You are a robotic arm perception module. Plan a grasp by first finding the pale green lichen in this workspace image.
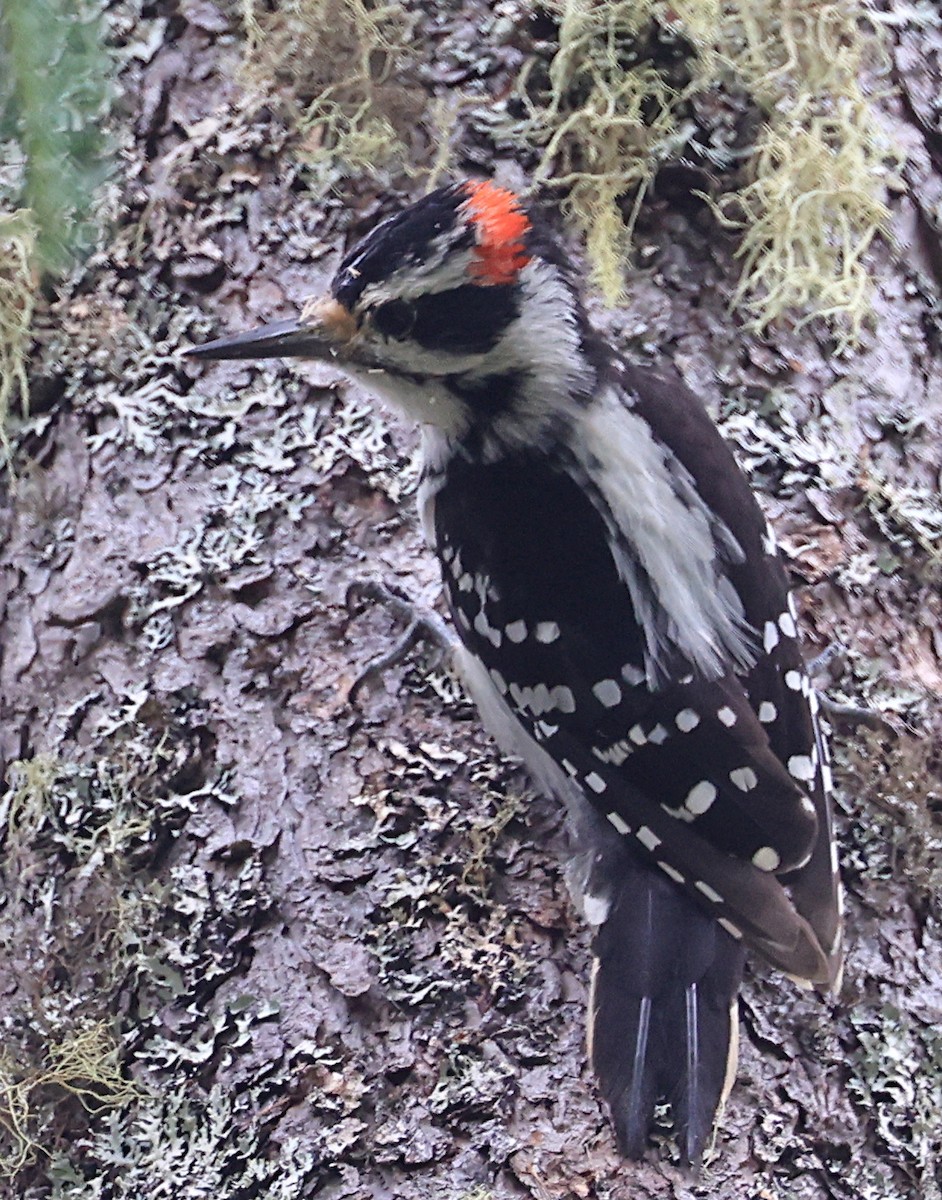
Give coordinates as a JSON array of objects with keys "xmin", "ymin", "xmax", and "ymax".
[
  {"xmin": 858, "ymin": 470, "xmax": 942, "ymax": 569},
  {"xmin": 46, "ymin": 1087, "xmax": 320, "ymax": 1200},
  {"xmin": 358, "ymin": 740, "xmax": 536, "ymax": 1011},
  {"xmin": 849, "ymin": 1006, "xmax": 942, "ymax": 1199},
  {"xmin": 839, "ymin": 728, "xmax": 942, "ymax": 900},
  {"xmin": 0, "ymin": 694, "xmax": 265, "ymax": 1185}
]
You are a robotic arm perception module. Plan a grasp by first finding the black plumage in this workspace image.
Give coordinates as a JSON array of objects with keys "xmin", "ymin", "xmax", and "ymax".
[
  {"xmin": 589, "ymin": 856, "xmax": 745, "ymax": 1160},
  {"xmin": 433, "ymin": 428, "xmax": 822, "ymax": 887},
  {"xmin": 431, "ymin": 369, "xmax": 838, "ymax": 1157},
  {"xmin": 332, "ymin": 185, "xmax": 469, "ymax": 309}
]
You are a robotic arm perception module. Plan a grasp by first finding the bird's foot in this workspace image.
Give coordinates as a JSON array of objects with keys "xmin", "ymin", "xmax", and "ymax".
[
  {"xmin": 808, "ymin": 640, "xmax": 895, "ymax": 732},
  {"xmin": 344, "ymin": 579, "xmax": 458, "ymax": 703}
]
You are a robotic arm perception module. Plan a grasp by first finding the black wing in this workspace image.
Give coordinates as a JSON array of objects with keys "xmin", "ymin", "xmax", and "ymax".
[{"xmin": 433, "ymin": 378, "xmax": 838, "ymax": 982}]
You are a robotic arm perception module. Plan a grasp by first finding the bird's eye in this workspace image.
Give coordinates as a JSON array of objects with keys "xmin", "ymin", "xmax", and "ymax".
[{"xmin": 372, "ymin": 299, "xmax": 416, "ymax": 340}]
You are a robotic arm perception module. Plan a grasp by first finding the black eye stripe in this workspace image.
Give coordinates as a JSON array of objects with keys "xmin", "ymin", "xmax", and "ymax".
[
  {"xmin": 373, "ymin": 298, "xmax": 416, "ymax": 340},
  {"xmin": 409, "ymin": 284, "xmax": 518, "ymax": 355}
]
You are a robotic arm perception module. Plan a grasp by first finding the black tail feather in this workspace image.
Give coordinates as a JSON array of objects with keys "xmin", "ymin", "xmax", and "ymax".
[{"xmin": 588, "ymin": 863, "xmax": 745, "ymax": 1163}]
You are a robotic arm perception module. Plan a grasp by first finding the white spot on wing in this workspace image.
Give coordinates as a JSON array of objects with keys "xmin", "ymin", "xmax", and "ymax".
[
  {"xmin": 763, "ymin": 620, "xmax": 780, "ymax": 653},
  {"xmin": 685, "ymin": 780, "xmax": 717, "ymax": 814},
  {"xmin": 621, "ymin": 663, "xmax": 645, "ymax": 686},
  {"xmin": 729, "ymin": 767, "xmax": 758, "ymax": 792},
  {"xmin": 535, "ymin": 621, "xmax": 560, "ymax": 643},
  {"xmin": 607, "ymin": 810, "xmax": 630, "ymax": 835},
  {"xmin": 551, "ymin": 685, "xmax": 576, "ymax": 713},
  {"xmin": 778, "ymin": 611, "xmax": 797, "ymax": 638},
  {"xmin": 648, "ymin": 724, "xmax": 668, "ymax": 744},
  {"xmin": 635, "ymin": 825, "xmax": 661, "ymax": 852},
  {"xmin": 717, "ymin": 706, "xmax": 737, "ymax": 727},
  {"xmin": 787, "ymin": 754, "xmax": 815, "ymax": 781},
  {"xmin": 628, "ymin": 724, "xmax": 647, "ymax": 746},
  {"xmin": 784, "ymin": 670, "xmax": 802, "ymax": 691},
  {"xmin": 719, "ymin": 917, "xmax": 743, "ymax": 939},
  {"xmin": 752, "ymin": 846, "xmax": 780, "ymax": 871},
  {"xmin": 597, "ymin": 739, "xmax": 630, "ymax": 765},
  {"xmin": 505, "ymin": 619, "xmax": 527, "ymax": 643},
  {"xmin": 657, "ymin": 860, "xmax": 685, "ymax": 885},
  {"xmin": 473, "ymin": 609, "xmax": 500, "ymax": 645},
  {"xmin": 758, "ymin": 700, "xmax": 777, "ymax": 723},
  {"xmin": 585, "ymin": 772, "xmax": 607, "ymax": 794},
  {"xmin": 675, "ymin": 708, "xmax": 700, "ymax": 732},
  {"xmin": 592, "ymin": 679, "xmax": 622, "ymax": 708},
  {"xmin": 695, "ymin": 880, "xmax": 723, "ymax": 904}
]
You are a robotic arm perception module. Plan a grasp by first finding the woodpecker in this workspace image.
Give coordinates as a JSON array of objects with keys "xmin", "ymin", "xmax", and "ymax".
[{"xmin": 188, "ymin": 180, "xmax": 843, "ymax": 1162}]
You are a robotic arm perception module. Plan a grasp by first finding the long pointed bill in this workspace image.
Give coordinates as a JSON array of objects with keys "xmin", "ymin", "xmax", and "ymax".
[{"xmin": 185, "ymin": 298, "xmax": 357, "ymax": 362}]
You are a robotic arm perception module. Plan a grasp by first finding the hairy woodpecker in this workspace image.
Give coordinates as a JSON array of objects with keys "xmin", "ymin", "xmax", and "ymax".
[{"xmin": 188, "ymin": 180, "xmax": 843, "ymax": 1162}]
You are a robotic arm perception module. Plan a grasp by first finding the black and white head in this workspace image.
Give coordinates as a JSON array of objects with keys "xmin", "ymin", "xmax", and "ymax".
[{"xmin": 188, "ymin": 181, "xmax": 596, "ymax": 446}]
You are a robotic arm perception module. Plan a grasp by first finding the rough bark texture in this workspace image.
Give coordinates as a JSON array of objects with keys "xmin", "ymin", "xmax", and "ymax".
[{"xmin": 2, "ymin": 4, "xmax": 940, "ymax": 1199}]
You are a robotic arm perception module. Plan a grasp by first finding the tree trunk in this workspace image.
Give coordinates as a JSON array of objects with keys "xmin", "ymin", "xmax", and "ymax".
[{"xmin": 2, "ymin": 4, "xmax": 940, "ymax": 1198}]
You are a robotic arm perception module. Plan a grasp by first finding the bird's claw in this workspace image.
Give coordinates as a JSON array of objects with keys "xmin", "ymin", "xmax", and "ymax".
[
  {"xmin": 345, "ymin": 579, "xmax": 458, "ymax": 704},
  {"xmin": 807, "ymin": 639, "xmax": 895, "ymax": 732}
]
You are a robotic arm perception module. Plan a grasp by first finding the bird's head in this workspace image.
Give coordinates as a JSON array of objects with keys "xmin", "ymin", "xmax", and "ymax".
[{"xmin": 188, "ymin": 181, "xmax": 595, "ymax": 443}]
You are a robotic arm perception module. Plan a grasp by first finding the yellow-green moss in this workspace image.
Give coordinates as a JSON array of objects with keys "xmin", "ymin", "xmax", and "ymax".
[
  {"xmin": 240, "ymin": 0, "xmax": 420, "ymax": 188},
  {"xmin": 720, "ymin": 2, "xmax": 895, "ymax": 340},
  {"xmin": 0, "ymin": 210, "xmax": 36, "ymax": 439},
  {"xmin": 524, "ymin": 0, "xmax": 718, "ymax": 300},
  {"xmin": 2, "ymin": 752, "xmax": 58, "ymax": 840},
  {"xmin": 712, "ymin": 105, "xmax": 889, "ymax": 344},
  {"xmin": 0, "ymin": 1024, "xmax": 137, "ymax": 1178},
  {"xmin": 520, "ymin": 0, "xmax": 892, "ymax": 338}
]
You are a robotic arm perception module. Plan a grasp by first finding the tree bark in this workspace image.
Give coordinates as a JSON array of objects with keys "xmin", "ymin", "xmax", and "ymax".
[{"xmin": 2, "ymin": 4, "xmax": 940, "ymax": 1198}]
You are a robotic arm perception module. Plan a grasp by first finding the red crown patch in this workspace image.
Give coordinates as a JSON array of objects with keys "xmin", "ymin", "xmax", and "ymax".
[{"xmin": 462, "ymin": 180, "xmax": 532, "ymax": 285}]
